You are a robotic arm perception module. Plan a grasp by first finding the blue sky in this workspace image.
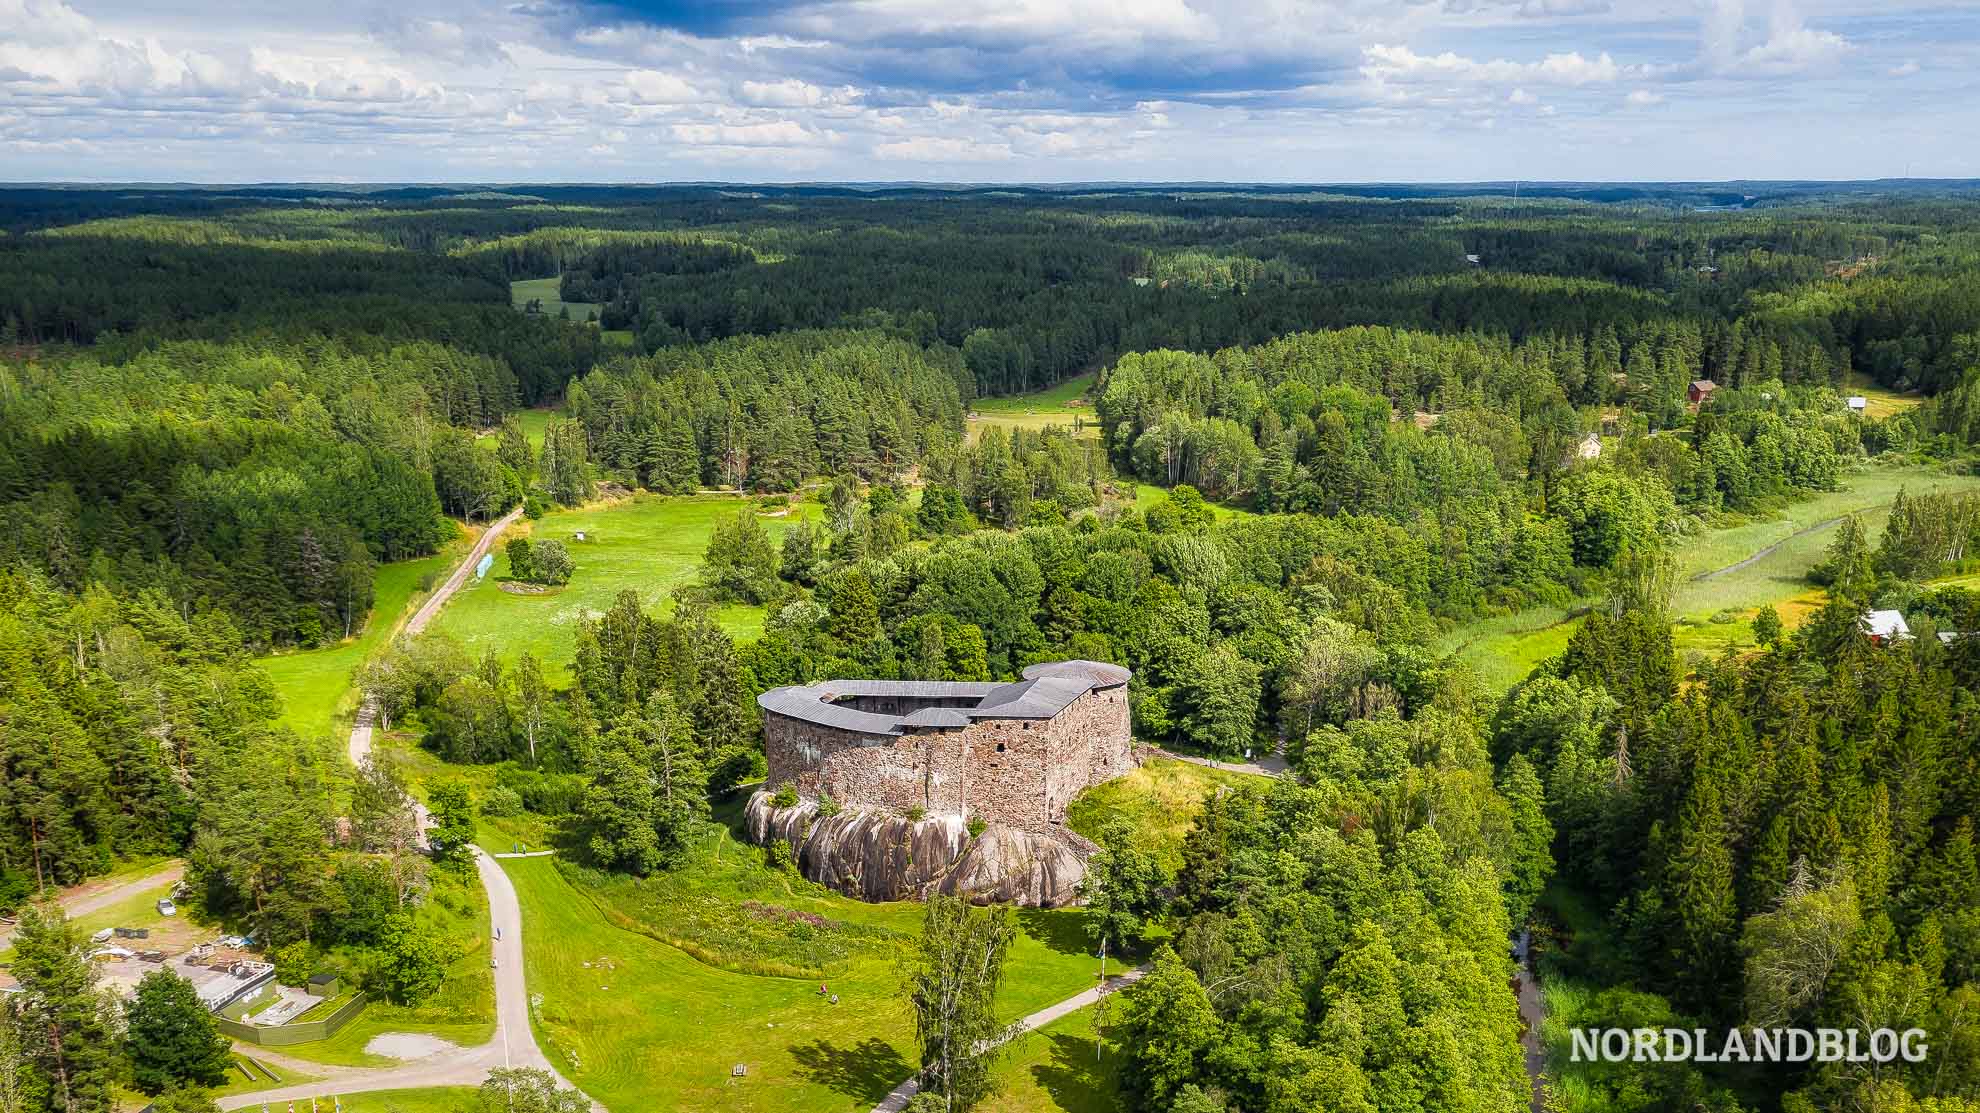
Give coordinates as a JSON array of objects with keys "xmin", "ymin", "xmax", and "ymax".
[{"xmin": 2, "ymin": 0, "xmax": 1976, "ymax": 182}]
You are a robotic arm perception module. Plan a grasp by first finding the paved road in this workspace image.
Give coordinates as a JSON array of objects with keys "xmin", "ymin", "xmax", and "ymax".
[
  {"xmin": 871, "ymin": 963, "xmax": 1151, "ymax": 1113},
  {"xmin": 0, "ymin": 861, "xmax": 186, "ymax": 951},
  {"xmin": 218, "ymin": 504, "xmax": 600, "ymax": 1110}
]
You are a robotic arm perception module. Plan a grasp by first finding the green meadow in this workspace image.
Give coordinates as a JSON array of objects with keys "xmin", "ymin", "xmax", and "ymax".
[
  {"xmin": 509, "ymin": 276, "xmax": 600, "ymax": 323},
  {"xmin": 1068, "ymin": 758, "xmax": 1254, "ymax": 873},
  {"xmin": 1438, "ymin": 463, "xmax": 1980, "ymax": 691},
  {"xmin": 258, "ymin": 548, "xmax": 456, "ymax": 737},
  {"xmin": 968, "ymin": 372, "xmax": 1102, "ymax": 442},
  {"xmin": 505, "ymin": 804, "xmax": 1116, "ymax": 1113},
  {"xmin": 424, "ymin": 494, "xmax": 823, "ymax": 673}
]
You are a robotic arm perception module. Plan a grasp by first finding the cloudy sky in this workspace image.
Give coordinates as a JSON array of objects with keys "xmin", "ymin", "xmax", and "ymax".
[{"xmin": 2, "ymin": 0, "xmax": 1975, "ymax": 183}]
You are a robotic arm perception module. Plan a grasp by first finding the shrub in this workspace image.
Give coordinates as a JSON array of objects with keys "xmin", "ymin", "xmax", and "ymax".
[
  {"xmin": 771, "ymin": 783, "xmax": 799, "ymax": 808},
  {"xmin": 816, "ymin": 794, "xmax": 841, "ymax": 818},
  {"xmin": 765, "ymin": 840, "xmax": 798, "ymax": 875},
  {"xmin": 903, "ymin": 806, "xmax": 927, "ymax": 823},
  {"xmin": 967, "ymin": 818, "xmax": 986, "ymax": 838},
  {"xmin": 479, "ymin": 785, "xmax": 525, "ymax": 818}
]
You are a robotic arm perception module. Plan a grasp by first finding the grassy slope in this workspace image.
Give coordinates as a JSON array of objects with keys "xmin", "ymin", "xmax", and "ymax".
[
  {"xmin": 505, "ymin": 822, "xmax": 1111, "ymax": 1112},
  {"xmin": 425, "ymin": 494, "xmax": 822, "ymax": 673},
  {"xmin": 1438, "ymin": 464, "xmax": 1980, "ymax": 692},
  {"xmin": 258, "ymin": 549, "xmax": 456, "ymax": 737},
  {"xmin": 1067, "ymin": 758, "xmax": 1252, "ymax": 873}
]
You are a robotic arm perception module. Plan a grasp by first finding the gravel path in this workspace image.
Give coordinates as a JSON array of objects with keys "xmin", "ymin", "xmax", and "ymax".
[
  {"xmin": 218, "ymin": 504, "xmax": 599, "ymax": 1111},
  {"xmin": 0, "ymin": 861, "xmax": 186, "ymax": 951}
]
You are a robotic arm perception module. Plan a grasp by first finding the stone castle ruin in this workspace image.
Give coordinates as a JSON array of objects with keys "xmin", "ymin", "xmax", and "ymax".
[{"xmin": 744, "ymin": 660, "xmax": 1134, "ymax": 907}]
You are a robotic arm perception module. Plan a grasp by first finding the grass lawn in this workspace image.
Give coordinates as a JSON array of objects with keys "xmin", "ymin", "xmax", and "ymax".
[
  {"xmin": 425, "ymin": 494, "xmax": 822, "ymax": 673},
  {"xmin": 1067, "ymin": 759, "xmax": 1252, "ymax": 874},
  {"xmin": 379, "ymin": 733, "xmax": 560, "ymax": 856},
  {"xmin": 979, "ymin": 1004, "xmax": 1124, "ymax": 1113},
  {"xmin": 1131, "ymin": 483, "xmax": 1256, "ymax": 522},
  {"xmin": 509, "ymin": 276, "xmax": 601, "ymax": 324},
  {"xmin": 505, "ymin": 816, "xmax": 1114, "ymax": 1112},
  {"xmin": 258, "ymin": 549, "xmax": 457, "ymax": 738}
]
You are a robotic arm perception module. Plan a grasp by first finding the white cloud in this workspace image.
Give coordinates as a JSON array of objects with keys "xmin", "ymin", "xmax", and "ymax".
[
  {"xmin": 1508, "ymin": 87, "xmax": 1537, "ymax": 104},
  {"xmin": 1362, "ymin": 44, "xmax": 1632, "ymax": 87},
  {"xmin": 871, "ymin": 134, "xmax": 1013, "ymax": 162},
  {"xmin": 1626, "ymin": 89, "xmax": 1663, "ymax": 106},
  {"xmin": 1890, "ymin": 60, "xmax": 1921, "ymax": 77},
  {"xmin": 669, "ymin": 119, "xmax": 821, "ymax": 147}
]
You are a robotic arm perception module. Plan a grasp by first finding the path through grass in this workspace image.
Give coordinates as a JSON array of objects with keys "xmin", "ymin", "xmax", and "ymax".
[
  {"xmin": 258, "ymin": 549, "xmax": 455, "ymax": 737},
  {"xmin": 505, "ymin": 821, "xmax": 1110, "ymax": 1112}
]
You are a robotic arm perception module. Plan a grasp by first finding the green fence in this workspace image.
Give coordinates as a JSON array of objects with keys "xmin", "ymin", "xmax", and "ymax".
[{"xmin": 215, "ymin": 992, "xmax": 369, "ymax": 1046}]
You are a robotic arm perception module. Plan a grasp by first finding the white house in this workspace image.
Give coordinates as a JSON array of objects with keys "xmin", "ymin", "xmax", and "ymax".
[
  {"xmin": 1863, "ymin": 609, "xmax": 1912, "ymax": 644},
  {"xmin": 1846, "ymin": 396, "xmax": 1868, "ymax": 413},
  {"xmin": 1577, "ymin": 433, "xmax": 1603, "ymax": 461}
]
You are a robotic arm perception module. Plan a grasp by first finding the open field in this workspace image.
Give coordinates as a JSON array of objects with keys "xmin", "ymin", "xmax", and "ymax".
[
  {"xmin": 505, "ymin": 814, "xmax": 1113, "ymax": 1112},
  {"xmin": 1842, "ymin": 371, "xmax": 1924, "ymax": 419},
  {"xmin": 509, "ymin": 276, "xmax": 600, "ymax": 323},
  {"xmin": 1068, "ymin": 758, "xmax": 1252, "ymax": 873},
  {"xmin": 1438, "ymin": 464, "xmax": 1980, "ymax": 691},
  {"xmin": 258, "ymin": 548, "xmax": 457, "ymax": 737},
  {"xmin": 425, "ymin": 494, "xmax": 823, "ymax": 672},
  {"xmin": 967, "ymin": 373, "xmax": 1101, "ymax": 443},
  {"xmin": 476, "ymin": 406, "xmax": 557, "ymax": 454}
]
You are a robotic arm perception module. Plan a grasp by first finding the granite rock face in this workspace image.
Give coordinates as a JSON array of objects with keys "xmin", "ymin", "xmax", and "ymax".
[{"xmin": 744, "ymin": 791, "xmax": 1090, "ymax": 907}]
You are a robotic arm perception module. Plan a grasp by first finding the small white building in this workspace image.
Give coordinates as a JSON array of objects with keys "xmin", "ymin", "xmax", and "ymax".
[
  {"xmin": 1577, "ymin": 433, "xmax": 1603, "ymax": 461},
  {"xmin": 1846, "ymin": 396, "xmax": 1868, "ymax": 413},
  {"xmin": 1465, "ymin": 253, "xmax": 1482, "ymax": 265},
  {"xmin": 1863, "ymin": 609, "xmax": 1912, "ymax": 644}
]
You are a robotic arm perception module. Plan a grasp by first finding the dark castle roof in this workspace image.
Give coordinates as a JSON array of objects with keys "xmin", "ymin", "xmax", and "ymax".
[{"xmin": 757, "ymin": 660, "xmax": 1131, "ymax": 737}]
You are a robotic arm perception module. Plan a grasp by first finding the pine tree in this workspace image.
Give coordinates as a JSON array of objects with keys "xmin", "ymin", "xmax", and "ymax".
[
  {"xmin": 7, "ymin": 904, "xmax": 113, "ymax": 1113},
  {"xmin": 125, "ymin": 971, "xmax": 232, "ymax": 1094}
]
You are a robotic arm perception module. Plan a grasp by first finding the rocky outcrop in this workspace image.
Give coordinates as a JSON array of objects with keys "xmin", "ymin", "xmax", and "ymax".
[{"xmin": 744, "ymin": 791, "xmax": 1090, "ymax": 907}]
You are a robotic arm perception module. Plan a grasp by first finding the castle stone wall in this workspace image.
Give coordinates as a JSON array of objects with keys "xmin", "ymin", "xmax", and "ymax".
[{"xmin": 760, "ymin": 686, "xmax": 1132, "ymax": 835}]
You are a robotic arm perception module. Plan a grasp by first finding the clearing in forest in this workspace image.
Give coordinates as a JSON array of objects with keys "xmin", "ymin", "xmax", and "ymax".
[
  {"xmin": 1438, "ymin": 464, "xmax": 1980, "ymax": 691},
  {"xmin": 425, "ymin": 494, "xmax": 823, "ymax": 672},
  {"xmin": 968, "ymin": 372, "xmax": 1102, "ymax": 442}
]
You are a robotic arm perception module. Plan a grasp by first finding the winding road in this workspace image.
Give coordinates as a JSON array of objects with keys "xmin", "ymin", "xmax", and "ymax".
[{"xmin": 215, "ymin": 505, "xmax": 600, "ymax": 1111}]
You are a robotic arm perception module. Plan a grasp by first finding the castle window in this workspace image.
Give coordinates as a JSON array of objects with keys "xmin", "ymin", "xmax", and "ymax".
[{"xmin": 995, "ymin": 742, "xmax": 1006, "ymax": 753}]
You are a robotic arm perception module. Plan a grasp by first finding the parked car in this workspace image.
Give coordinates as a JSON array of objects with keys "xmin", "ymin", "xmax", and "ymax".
[{"xmin": 155, "ymin": 898, "xmax": 177, "ymax": 917}]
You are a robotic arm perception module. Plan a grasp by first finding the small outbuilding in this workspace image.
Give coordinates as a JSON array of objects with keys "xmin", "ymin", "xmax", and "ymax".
[
  {"xmin": 1863, "ymin": 609, "xmax": 1912, "ymax": 645},
  {"xmin": 1846, "ymin": 396, "xmax": 1868, "ymax": 413},
  {"xmin": 1688, "ymin": 379, "xmax": 1718, "ymax": 405}
]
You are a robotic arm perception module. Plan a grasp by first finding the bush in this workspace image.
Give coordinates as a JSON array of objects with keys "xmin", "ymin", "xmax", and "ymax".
[
  {"xmin": 967, "ymin": 818, "xmax": 986, "ymax": 838},
  {"xmin": 765, "ymin": 840, "xmax": 798, "ymax": 875},
  {"xmin": 271, "ymin": 940, "xmax": 317, "ymax": 986},
  {"xmin": 497, "ymin": 767, "xmax": 587, "ymax": 815},
  {"xmin": 903, "ymin": 806, "xmax": 926, "ymax": 823},
  {"xmin": 816, "ymin": 794, "xmax": 841, "ymax": 818},
  {"xmin": 480, "ymin": 785, "xmax": 525, "ymax": 817},
  {"xmin": 771, "ymin": 783, "xmax": 799, "ymax": 808}
]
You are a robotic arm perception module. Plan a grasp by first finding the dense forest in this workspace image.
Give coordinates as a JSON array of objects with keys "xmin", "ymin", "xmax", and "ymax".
[{"xmin": 3, "ymin": 183, "xmax": 1980, "ymax": 1113}]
